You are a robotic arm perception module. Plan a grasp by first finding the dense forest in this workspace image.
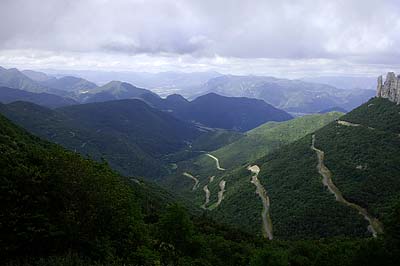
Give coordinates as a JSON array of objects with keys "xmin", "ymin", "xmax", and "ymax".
[
  {"xmin": 1, "ymin": 105, "xmax": 400, "ymax": 265},
  {"xmin": 0, "ymin": 99, "xmax": 200, "ymax": 179},
  {"xmin": 169, "ymin": 98, "xmax": 400, "ymax": 241}
]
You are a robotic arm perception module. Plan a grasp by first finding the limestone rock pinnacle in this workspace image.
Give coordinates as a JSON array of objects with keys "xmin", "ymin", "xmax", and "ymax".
[{"xmin": 376, "ymin": 72, "xmax": 400, "ymax": 104}]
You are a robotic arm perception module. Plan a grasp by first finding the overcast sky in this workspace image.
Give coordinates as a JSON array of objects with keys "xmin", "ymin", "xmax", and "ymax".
[{"xmin": 0, "ymin": 0, "xmax": 399, "ymax": 77}]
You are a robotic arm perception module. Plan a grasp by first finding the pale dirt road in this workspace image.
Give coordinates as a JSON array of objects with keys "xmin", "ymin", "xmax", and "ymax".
[
  {"xmin": 215, "ymin": 179, "xmax": 226, "ymax": 207},
  {"xmin": 183, "ymin": 172, "xmax": 200, "ymax": 191},
  {"xmin": 311, "ymin": 134, "xmax": 383, "ymax": 237},
  {"xmin": 337, "ymin": 120, "xmax": 361, "ymax": 127},
  {"xmin": 201, "ymin": 176, "xmax": 215, "ymax": 209},
  {"xmin": 248, "ymin": 165, "xmax": 273, "ymax": 240},
  {"xmin": 206, "ymin": 153, "xmax": 226, "ymax": 171},
  {"xmin": 201, "ymin": 185, "xmax": 210, "ymax": 209},
  {"xmin": 337, "ymin": 120, "xmax": 375, "ymax": 130}
]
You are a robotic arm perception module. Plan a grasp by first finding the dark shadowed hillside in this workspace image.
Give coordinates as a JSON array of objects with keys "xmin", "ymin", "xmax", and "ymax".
[
  {"xmin": 0, "ymin": 99, "xmax": 201, "ymax": 179},
  {"xmin": 176, "ymin": 93, "xmax": 292, "ymax": 131},
  {"xmin": 144, "ymin": 92, "xmax": 293, "ymax": 132}
]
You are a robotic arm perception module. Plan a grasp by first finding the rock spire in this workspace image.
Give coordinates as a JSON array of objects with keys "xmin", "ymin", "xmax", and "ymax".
[{"xmin": 376, "ymin": 72, "xmax": 400, "ymax": 104}]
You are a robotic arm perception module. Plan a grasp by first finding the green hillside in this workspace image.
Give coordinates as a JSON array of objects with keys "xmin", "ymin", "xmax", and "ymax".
[
  {"xmin": 315, "ymin": 97, "xmax": 400, "ymax": 221},
  {"xmin": 210, "ymin": 98, "xmax": 400, "ymax": 239},
  {"xmin": 162, "ymin": 112, "xmax": 342, "ymax": 194},
  {"xmin": 212, "ymin": 112, "xmax": 343, "ymax": 169}
]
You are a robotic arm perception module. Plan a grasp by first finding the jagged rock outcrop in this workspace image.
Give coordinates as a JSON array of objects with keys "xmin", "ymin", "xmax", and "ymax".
[{"xmin": 376, "ymin": 72, "xmax": 400, "ymax": 104}]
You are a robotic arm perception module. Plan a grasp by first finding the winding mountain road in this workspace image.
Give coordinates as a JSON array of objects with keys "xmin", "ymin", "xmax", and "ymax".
[
  {"xmin": 311, "ymin": 134, "xmax": 383, "ymax": 237},
  {"xmin": 337, "ymin": 120, "xmax": 361, "ymax": 127},
  {"xmin": 206, "ymin": 153, "xmax": 226, "ymax": 171},
  {"xmin": 337, "ymin": 120, "xmax": 375, "ymax": 130},
  {"xmin": 215, "ymin": 180, "xmax": 226, "ymax": 207},
  {"xmin": 201, "ymin": 176, "xmax": 215, "ymax": 209},
  {"xmin": 248, "ymin": 165, "xmax": 273, "ymax": 240},
  {"xmin": 182, "ymin": 172, "xmax": 200, "ymax": 191}
]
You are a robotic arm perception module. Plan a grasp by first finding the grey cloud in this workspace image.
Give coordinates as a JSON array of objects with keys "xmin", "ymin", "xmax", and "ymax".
[{"xmin": 0, "ymin": 0, "xmax": 399, "ymax": 65}]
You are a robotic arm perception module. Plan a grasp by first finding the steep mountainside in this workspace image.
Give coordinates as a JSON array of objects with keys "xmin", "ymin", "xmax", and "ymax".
[
  {"xmin": 0, "ymin": 100, "xmax": 201, "ymax": 178},
  {"xmin": 161, "ymin": 112, "xmax": 342, "ymax": 213},
  {"xmin": 0, "ymin": 87, "xmax": 77, "ymax": 108},
  {"xmin": 199, "ymin": 75, "xmax": 375, "ymax": 113},
  {"xmin": 205, "ymin": 112, "xmax": 342, "ymax": 170},
  {"xmin": 202, "ymin": 98, "xmax": 399, "ymax": 238},
  {"xmin": 0, "ymin": 112, "xmax": 144, "ymax": 261}
]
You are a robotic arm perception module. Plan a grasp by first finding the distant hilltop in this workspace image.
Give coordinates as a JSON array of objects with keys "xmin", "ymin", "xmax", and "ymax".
[{"xmin": 377, "ymin": 72, "xmax": 400, "ymax": 104}]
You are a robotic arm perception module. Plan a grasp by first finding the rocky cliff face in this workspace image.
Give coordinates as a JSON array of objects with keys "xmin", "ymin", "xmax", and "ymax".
[{"xmin": 377, "ymin": 72, "xmax": 400, "ymax": 104}]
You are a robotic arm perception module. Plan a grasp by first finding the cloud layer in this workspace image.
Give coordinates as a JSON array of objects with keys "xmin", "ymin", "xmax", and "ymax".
[{"xmin": 0, "ymin": 0, "xmax": 399, "ymax": 76}]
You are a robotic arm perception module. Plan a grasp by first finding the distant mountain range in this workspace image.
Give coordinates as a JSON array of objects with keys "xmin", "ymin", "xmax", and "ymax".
[
  {"xmin": 197, "ymin": 75, "xmax": 375, "ymax": 113},
  {"xmin": 0, "ymin": 68, "xmax": 169, "ymax": 112},
  {"xmin": 82, "ymin": 80, "xmax": 159, "ymax": 103},
  {"xmin": 302, "ymin": 76, "xmax": 377, "ymax": 91},
  {"xmin": 41, "ymin": 68, "xmax": 222, "ymax": 97},
  {"xmin": 0, "ymin": 67, "xmax": 67, "ymax": 96},
  {"xmin": 0, "ymin": 66, "xmax": 294, "ymax": 131},
  {"xmin": 0, "ymin": 66, "xmax": 376, "ymax": 115},
  {"xmin": 42, "ymin": 76, "xmax": 98, "ymax": 93}
]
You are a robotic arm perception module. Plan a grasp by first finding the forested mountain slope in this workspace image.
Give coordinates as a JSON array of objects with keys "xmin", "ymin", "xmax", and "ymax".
[
  {"xmin": 0, "ymin": 99, "xmax": 201, "ymax": 179},
  {"xmin": 4, "ymin": 111, "xmax": 380, "ymax": 266},
  {"xmin": 0, "ymin": 112, "xmax": 259, "ymax": 265},
  {"xmin": 208, "ymin": 98, "xmax": 400, "ymax": 239},
  {"xmin": 163, "ymin": 112, "xmax": 341, "ymax": 197},
  {"xmin": 207, "ymin": 112, "xmax": 342, "ymax": 169},
  {"xmin": 1, "ymin": 94, "xmax": 400, "ymax": 266}
]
